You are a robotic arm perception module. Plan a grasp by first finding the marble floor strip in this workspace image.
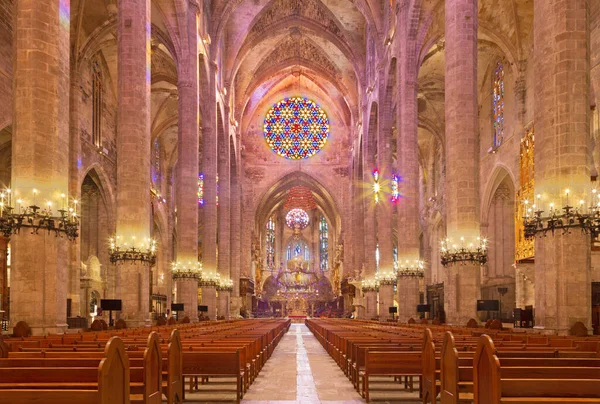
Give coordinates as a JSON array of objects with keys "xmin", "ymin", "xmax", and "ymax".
[{"xmin": 180, "ymin": 323, "xmax": 420, "ymax": 403}]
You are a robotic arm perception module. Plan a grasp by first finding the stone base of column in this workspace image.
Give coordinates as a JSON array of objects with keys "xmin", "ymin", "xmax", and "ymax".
[
  {"xmin": 444, "ymin": 264, "xmax": 480, "ymax": 327},
  {"xmin": 364, "ymin": 291, "xmax": 378, "ymax": 319},
  {"xmin": 116, "ymin": 262, "xmax": 150, "ymax": 328},
  {"xmin": 397, "ymin": 276, "xmax": 421, "ymax": 323},
  {"xmin": 230, "ymin": 296, "xmax": 242, "ymax": 318},
  {"xmin": 175, "ymin": 278, "xmax": 199, "ymax": 322},
  {"xmin": 378, "ymin": 284, "xmax": 395, "ymax": 321},
  {"xmin": 217, "ymin": 291, "xmax": 230, "ymax": 319},
  {"xmin": 10, "ymin": 233, "xmax": 68, "ymax": 335},
  {"xmin": 535, "ymin": 233, "xmax": 591, "ymax": 335},
  {"xmin": 201, "ymin": 286, "xmax": 217, "ymax": 320}
]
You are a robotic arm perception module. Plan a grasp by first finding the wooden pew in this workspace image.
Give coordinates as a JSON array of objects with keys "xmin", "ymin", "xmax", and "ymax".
[
  {"xmin": 0, "ymin": 336, "xmax": 130, "ymax": 404},
  {"xmin": 183, "ymin": 350, "xmax": 244, "ymax": 403},
  {"xmin": 362, "ymin": 350, "xmax": 422, "ymax": 402},
  {"xmin": 474, "ymin": 334, "xmax": 600, "ymax": 404}
]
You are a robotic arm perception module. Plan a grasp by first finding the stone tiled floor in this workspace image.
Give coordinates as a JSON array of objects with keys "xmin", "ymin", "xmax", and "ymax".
[{"xmin": 181, "ymin": 323, "xmax": 421, "ymax": 404}]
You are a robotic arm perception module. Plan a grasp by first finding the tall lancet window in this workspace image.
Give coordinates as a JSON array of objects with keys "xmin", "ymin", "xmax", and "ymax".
[
  {"xmin": 152, "ymin": 138, "xmax": 160, "ymax": 187},
  {"xmin": 319, "ymin": 216, "xmax": 329, "ymax": 271},
  {"xmin": 492, "ymin": 60, "xmax": 505, "ymax": 148},
  {"xmin": 197, "ymin": 174, "xmax": 204, "ymax": 205},
  {"xmin": 265, "ymin": 215, "xmax": 276, "ymax": 270},
  {"xmin": 92, "ymin": 60, "xmax": 103, "ymax": 148}
]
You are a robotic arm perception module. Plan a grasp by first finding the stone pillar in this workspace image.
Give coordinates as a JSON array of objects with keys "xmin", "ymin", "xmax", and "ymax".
[
  {"xmin": 174, "ymin": 278, "xmax": 197, "ymax": 320},
  {"xmin": 115, "ymin": 0, "xmax": 152, "ymax": 328},
  {"xmin": 396, "ymin": 0, "xmax": 423, "ymax": 323},
  {"xmin": 0, "ymin": 237, "xmax": 7, "ymax": 314},
  {"xmin": 201, "ymin": 68, "xmax": 218, "ymax": 316},
  {"xmin": 174, "ymin": 0, "xmax": 200, "ymax": 322},
  {"xmin": 202, "ymin": 285, "xmax": 217, "ymax": 320},
  {"xmin": 363, "ymin": 116, "xmax": 378, "ymax": 319},
  {"xmin": 533, "ymin": 0, "xmax": 591, "ymax": 334},
  {"xmin": 378, "ymin": 283, "xmax": 394, "ymax": 321},
  {"xmin": 10, "ymin": 0, "xmax": 70, "ymax": 335},
  {"xmin": 397, "ymin": 275, "xmax": 421, "ymax": 322},
  {"xmin": 68, "ymin": 61, "xmax": 82, "ymax": 318},
  {"xmin": 377, "ymin": 71, "xmax": 396, "ymax": 320},
  {"xmin": 230, "ymin": 161, "xmax": 242, "ymax": 317},
  {"xmin": 217, "ymin": 289, "xmax": 230, "ymax": 319},
  {"xmin": 443, "ymin": 0, "xmax": 481, "ymax": 326},
  {"xmin": 217, "ymin": 106, "xmax": 231, "ymax": 319}
]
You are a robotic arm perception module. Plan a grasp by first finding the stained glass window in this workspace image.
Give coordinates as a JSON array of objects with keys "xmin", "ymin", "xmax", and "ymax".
[
  {"xmin": 152, "ymin": 139, "xmax": 160, "ymax": 186},
  {"xmin": 391, "ymin": 174, "xmax": 401, "ymax": 203},
  {"xmin": 286, "ymin": 240, "xmax": 310, "ymax": 261},
  {"xmin": 285, "ymin": 208, "xmax": 310, "ymax": 230},
  {"xmin": 266, "ymin": 215, "xmax": 276, "ymax": 270},
  {"xmin": 319, "ymin": 216, "xmax": 329, "ymax": 271},
  {"xmin": 197, "ymin": 174, "xmax": 204, "ymax": 205},
  {"xmin": 493, "ymin": 61, "xmax": 505, "ymax": 148},
  {"xmin": 264, "ymin": 97, "xmax": 330, "ymax": 160}
]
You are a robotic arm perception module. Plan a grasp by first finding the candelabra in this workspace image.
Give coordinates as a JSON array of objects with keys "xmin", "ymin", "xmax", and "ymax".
[
  {"xmin": 172, "ymin": 261, "xmax": 202, "ymax": 280},
  {"xmin": 217, "ymin": 277, "xmax": 234, "ymax": 292},
  {"xmin": 378, "ymin": 270, "xmax": 397, "ymax": 286},
  {"xmin": 198, "ymin": 272, "xmax": 219, "ymax": 287},
  {"xmin": 0, "ymin": 189, "xmax": 80, "ymax": 240},
  {"xmin": 109, "ymin": 236, "xmax": 156, "ymax": 266},
  {"xmin": 440, "ymin": 237, "xmax": 487, "ymax": 266},
  {"xmin": 396, "ymin": 259, "xmax": 425, "ymax": 277},
  {"xmin": 522, "ymin": 189, "xmax": 600, "ymax": 238},
  {"xmin": 361, "ymin": 277, "xmax": 380, "ymax": 293}
]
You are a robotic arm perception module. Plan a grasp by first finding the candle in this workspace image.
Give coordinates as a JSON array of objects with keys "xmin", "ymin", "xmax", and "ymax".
[
  {"xmin": 17, "ymin": 199, "xmax": 21, "ymax": 214},
  {"xmin": 6, "ymin": 189, "xmax": 11, "ymax": 207},
  {"xmin": 565, "ymin": 188, "xmax": 570, "ymax": 206},
  {"xmin": 33, "ymin": 189, "xmax": 38, "ymax": 206},
  {"xmin": 61, "ymin": 193, "xmax": 66, "ymax": 210}
]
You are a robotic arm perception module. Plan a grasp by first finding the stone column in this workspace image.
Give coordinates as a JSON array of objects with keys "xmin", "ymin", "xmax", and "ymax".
[
  {"xmin": 230, "ymin": 159, "xmax": 242, "ymax": 317},
  {"xmin": 378, "ymin": 282, "xmax": 394, "ymax": 321},
  {"xmin": 397, "ymin": 274, "xmax": 421, "ymax": 322},
  {"xmin": 533, "ymin": 0, "xmax": 591, "ymax": 334},
  {"xmin": 115, "ymin": 0, "xmax": 152, "ymax": 328},
  {"xmin": 10, "ymin": 0, "xmax": 70, "ymax": 335},
  {"xmin": 0, "ymin": 237, "xmax": 7, "ymax": 314},
  {"xmin": 200, "ymin": 61, "xmax": 218, "ymax": 319},
  {"xmin": 217, "ymin": 106, "xmax": 231, "ymax": 319},
  {"xmin": 174, "ymin": 0, "xmax": 200, "ymax": 322},
  {"xmin": 443, "ymin": 0, "xmax": 481, "ymax": 326},
  {"xmin": 352, "ymin": 145, "xmax": 365, "ymax": 319},
  {"xmin": 68, "ymin": 61, "xmax": 82, "ymax": 318},
  {"xmin": 396, "ymin": 1, "xmax": 423, "ymax": 323},
  {"xmin": 378, "ymin": 72, "xmax": 396, "ymax": 320},
  {"xmin": 363, "ymin": 118, "xmax": 378, "ymax": 319}
]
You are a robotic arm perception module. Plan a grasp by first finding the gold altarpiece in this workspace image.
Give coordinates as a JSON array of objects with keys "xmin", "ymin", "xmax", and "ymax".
[{"xmin": 515, "ymin": 126, "xmax": 534, "ymax": 261}]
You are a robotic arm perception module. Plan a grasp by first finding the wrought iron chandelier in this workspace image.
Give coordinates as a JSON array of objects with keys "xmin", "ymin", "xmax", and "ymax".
[
  {"xmin": 396, "ymin": 259, "xmax": 425, "ymax": 277},
  {"xmin": 109, "ymin": 236, "xmax": 157, "ymax": 266},
  {"xmin": 361, "ymin": 277, "xmax": 380, "ymax": 292},
  {"xmin": 0, "ymin": 189, "xmax": 80, "ymax": 240},
  {"xmin": 440, "ymin": 237, "xmax": 487, "ymax": 266},
  {"xmin": 172, "ymin": 261, "xmax": 202, "ymax": 280},
  {"xmin": 217, "ymin": 277, "xmax": 234, "ymax": 292},
  {"xmin": 522, "ymin": 189, "xmax": 600, "ymax": 239}
]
